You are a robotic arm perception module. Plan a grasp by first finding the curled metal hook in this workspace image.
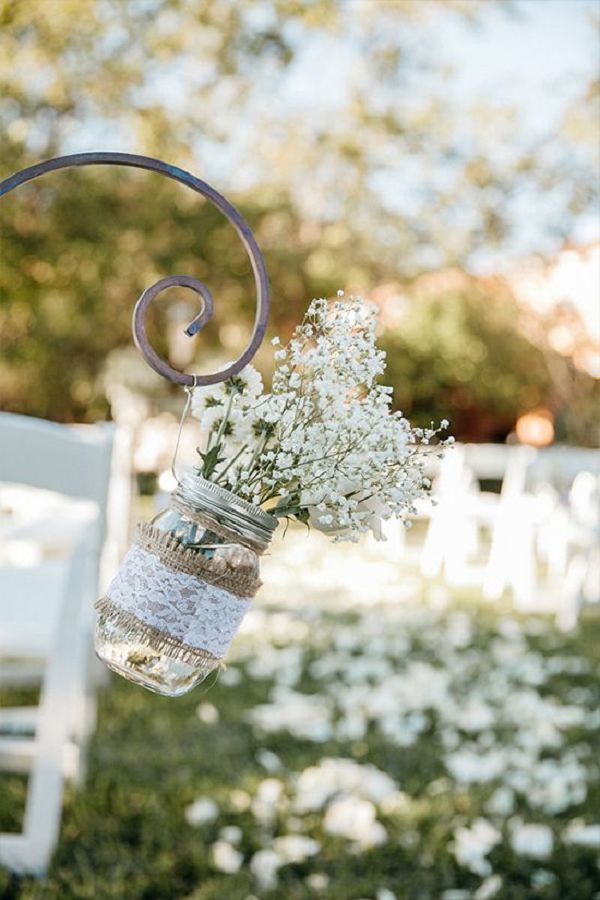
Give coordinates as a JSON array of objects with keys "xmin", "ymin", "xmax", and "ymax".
[
  {"xmin": 0, "ymin": 152, "xmax": 270, "ymax": 386},
  {"xmin": 132, "ymin": 274, "xmax": 214, "ymax": 385}
]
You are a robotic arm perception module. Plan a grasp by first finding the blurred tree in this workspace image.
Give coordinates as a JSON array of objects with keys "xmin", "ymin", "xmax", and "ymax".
[
  {"xmin": 0, "ymin": 0, "xmax": 597, "ymax": 437},
  {"xmin": 0, "ymin": 166, "xmax": 359, "ymax": 420},
  {"xmin": 380, "ymin": 271, "xmax": 599, "ymax": 445}
]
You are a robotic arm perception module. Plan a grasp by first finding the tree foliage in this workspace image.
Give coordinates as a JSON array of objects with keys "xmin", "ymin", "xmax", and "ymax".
[{"xmin": 0, "ymin": 0, "xmax": 597, "ymax": 440}]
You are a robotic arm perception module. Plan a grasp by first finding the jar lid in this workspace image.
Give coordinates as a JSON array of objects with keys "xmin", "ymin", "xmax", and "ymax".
[{"xmin": 177, "ymin": 472, "xmax": 278, "ymax": 546}]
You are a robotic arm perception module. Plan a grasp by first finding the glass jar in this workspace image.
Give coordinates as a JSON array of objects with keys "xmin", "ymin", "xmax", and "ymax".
[{"xmin": 95, "ymin": 473, "xmax": 277, "ymax": 697}]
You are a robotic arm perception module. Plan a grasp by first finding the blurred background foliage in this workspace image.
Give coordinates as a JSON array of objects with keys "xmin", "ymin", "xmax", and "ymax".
[{"xmin": 0, "ymin": 0, "xmax": 598, "ymax": 443}]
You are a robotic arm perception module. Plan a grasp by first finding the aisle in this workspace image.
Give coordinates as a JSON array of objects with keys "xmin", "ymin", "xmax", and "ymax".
[{"xmin": 2, "ymin": 532, "xmax": 599, "ymax": 899}]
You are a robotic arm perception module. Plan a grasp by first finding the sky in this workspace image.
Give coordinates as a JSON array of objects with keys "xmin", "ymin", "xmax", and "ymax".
[
  {"xmin": 278, "ymin": 0, "xmax": 599, "ymax": 269},
  {"xmin": 445, "ymin": 0, "xmax": 599, "ymax": 264},
  {"xmin": 274, "ymin": 0, "xmax": 598, "ymax": 139},
  {"xmin": 82, "ymin": 1, "xmax": 597, "ymax": 172},
  {"xmin": 63, "ymin": 0, "xmax": 599, "ymax": 268},
  {"xmin": 444, "ymin": 0, "xmax": 598, "ymax": 138}
]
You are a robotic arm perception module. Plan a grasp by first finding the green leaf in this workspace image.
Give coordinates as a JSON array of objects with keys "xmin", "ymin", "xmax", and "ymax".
[{"xmin": 197, "ymin": 444, "xmax": 226, "ymax": 479}]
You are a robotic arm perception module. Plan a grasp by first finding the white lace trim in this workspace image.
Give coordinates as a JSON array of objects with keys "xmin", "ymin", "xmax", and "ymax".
[{"xmin": 105, "ymin": 545, "xmax": 251, "ymax": 658}]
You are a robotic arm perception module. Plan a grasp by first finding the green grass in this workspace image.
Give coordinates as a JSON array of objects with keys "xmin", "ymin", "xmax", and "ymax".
[{"xmin": 1, "ymin": 566, "xmax": 599, "ymax": 899}]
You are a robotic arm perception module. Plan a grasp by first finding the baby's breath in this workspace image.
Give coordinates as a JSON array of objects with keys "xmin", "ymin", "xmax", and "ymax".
[{"xmin": 190, "ymin": 294, "xmax": 450, "ymax": 540}]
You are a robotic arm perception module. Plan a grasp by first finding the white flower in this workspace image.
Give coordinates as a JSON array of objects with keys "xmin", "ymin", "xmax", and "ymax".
[
  {"xmin": 445, "ymin": 749, "xmax": 506, "ymax": 784},
  {"xmin": 510, "ymin": 821, "xmax": 553, "ymax": 859},
  {"xmin": 453, "ymin": 818, "xmax": 501, "ymax": 876},
  {"xmin": 250, "ymin": 849, "xmax": 282, "ymax": 890},
  {"xmin": 522, "ymin": 755, "xmax": 587, "ymax": 813},
  {"xmin": 220, "ymin": 666, "xmax": 242, "ymax": 686},
  {"xmin": 486, "ymin": 787, "xmax": 515, "ymax": 818},
  {"xmin": 199, "ymin": 403, "xmax": 227, "ymax": 434},
  {"xmin": 237, "ymin": 363, "xmax": 263, "ymax": 400},
  {"xmin": 248, "ymin": 688, "xmax": 333, "ymax": 742},
  {"xmin": 251, "ymin": 777, "xmax": 286, "ymax": 825},
  {"xmin": 272, "ymin": 834, "xmax": 320, "ymax": 862},
  {"xmin": 211, "ymin": 840, "xmax": 243, "ymax": 873},
  {"xmin": 191, "ymin": 383, "xmax": 225, "ymax": 421},
  {"xmin": 474, "ymin": 875, "xmax": 503, "ymax": 900},
  {"xmin": 229, "ymin": 789, "xmax": 251, "ymax": 811},
  {"xmin": 379, "ymin": 791, "xmax": 412, "ymax": 816},
  {"xmin": 307, "ymin": 491, "xmax": 393, "ymax": 542},
  {"xmin": 563, "ymin": 821, "xmax": 600, "ymax": 847},
  {"xmin": 294, "ymin": 758, "xmax": 397, "ymax": 812},
  {"xmin": 219, "ymin": 825, "xmax": 243, "ymax": 845},
  {"xmin": 306, "ymin": 873, "xmax": 330, "ymax": 890},
  {"xmin": 197, "ymin": 702, "xmax": 219, "ymax": 724},
  {"xmin": 192, "ymin": 294, "xmax": 448, "ymax": 532},
  {"xmin": 456, "ymin": 702, "xmax": 495, "ymax": 733},
  {"xmin": 323, "ymin": 796, "xmax": 387, "ymax": 848},
  {"xmin": 226, "ymin": 565, "xmax": 598, "ymax": 890},
  {"xmin": 275, "ymin": 451, "xmax": 294, "ymax": 470},
  {"xmin": 184, "ymin": 796, "xmax": 218, "ymax": 826}
]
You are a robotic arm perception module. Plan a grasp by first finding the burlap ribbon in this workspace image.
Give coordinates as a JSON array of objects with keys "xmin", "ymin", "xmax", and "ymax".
[
  {"xmin": 95, "ymin": 522, "xmax": 263, "ymax": 668},
  {"xmin": 135, "ymin": 523, "xmax": 262, "ymax": 597}
]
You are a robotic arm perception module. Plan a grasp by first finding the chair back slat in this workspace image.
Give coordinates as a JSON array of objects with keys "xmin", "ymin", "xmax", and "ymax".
[{"xmin": 0, "ymin": 413, "xmax": 115, "ymax": 544}]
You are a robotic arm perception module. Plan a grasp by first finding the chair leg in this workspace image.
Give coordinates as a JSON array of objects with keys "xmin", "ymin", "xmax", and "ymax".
[
  {"xmin": 510, "ymin": 521, "xmax": 537, "ymax": 611},
  {"xmin": 557, "ymin": 554, "xmax": 588, "ymax": 631},
  {"xmin": 0, "ymin": 537, "xmax": 93, "ymax": 875},
  {"xmin": 420, "ymin": 514, "xmax": 448, "ymax": 577},
  {"xmin": 483, "ymin": 519, "xmax": 511, "ymax": 600}
]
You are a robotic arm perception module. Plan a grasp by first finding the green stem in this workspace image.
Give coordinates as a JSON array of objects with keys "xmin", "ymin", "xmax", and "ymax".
[
  {"xmin": 214, "ymin": 391, "xmax": 235, "ymax": 448},
  {"xmin": 215, "ymin": 442, "xmax": 248, "ymax": 484},
  {"xmin": 204, "ymin": 426, "xmax": 216, "ymax": 455}
]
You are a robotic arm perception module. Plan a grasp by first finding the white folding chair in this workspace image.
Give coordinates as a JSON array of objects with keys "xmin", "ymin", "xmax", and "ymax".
[
  {"xmin": 479, "ymin": 445, "xmax": 540, "ymax": 606},
  {"xmin": 556, "ymin": 470, "xmax": 600, "ymax": 630},
  {"xmin": 421, "ymin": 444, "xmax": 538, "ymax": 594},
  {"xmin": 484, "ymin": 447, "xmax": 600, "ymax": 614},
  {"xmin": 536, "ymin": 448, "xmax": 600, "ymax": 581},
  {"xmin": 0, "ymin": 413, "xmax": 117, "ymax": 875},
  {"xmin": 420, "ymin": 444, "xmax": 472, "ymax": 579},
  {"xmin": 0, "ymin": 527, "xmax": 97, "ymax": 874}
]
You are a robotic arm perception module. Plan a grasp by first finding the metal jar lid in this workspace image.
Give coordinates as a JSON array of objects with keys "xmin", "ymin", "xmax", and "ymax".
[{"xmin": 176, "ymin": 472, "xmax": 278, "ymax": 547}]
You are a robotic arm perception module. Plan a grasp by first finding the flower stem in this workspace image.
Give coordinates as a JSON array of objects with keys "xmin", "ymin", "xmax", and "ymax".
[{"xmin": 215, "ymin": 442, "xmax": 248, "ymax": 483}]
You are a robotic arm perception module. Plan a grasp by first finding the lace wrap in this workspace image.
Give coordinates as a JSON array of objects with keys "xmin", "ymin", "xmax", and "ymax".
[{"xmin": 96, "ymin": 527, "xmax": 258, "ymax": 664}]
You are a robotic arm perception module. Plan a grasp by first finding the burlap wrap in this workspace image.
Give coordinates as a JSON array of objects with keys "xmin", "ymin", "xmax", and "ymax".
[{"xmin": 95, "ymin": 522, "xmax": 262, "ymax": 668}]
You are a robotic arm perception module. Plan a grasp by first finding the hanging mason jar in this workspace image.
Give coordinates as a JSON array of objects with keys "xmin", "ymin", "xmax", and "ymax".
[
  {"xmin": 2, "ymin": 153, "xmax": 278, "ymax": 697},
  {"xmin": 95, "ymin": 472, "xmax": 278, "ymax": 696}
]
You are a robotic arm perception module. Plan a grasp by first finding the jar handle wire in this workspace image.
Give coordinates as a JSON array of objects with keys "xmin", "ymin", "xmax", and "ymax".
[{"xmin": 170, "ymin": 381, "xmax": 197, "ymax": 486}]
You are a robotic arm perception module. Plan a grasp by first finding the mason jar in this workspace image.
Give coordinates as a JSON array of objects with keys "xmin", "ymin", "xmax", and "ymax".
[{"xmin": 95, "ymin": 473, "xmax": 277, "ymax": 697}]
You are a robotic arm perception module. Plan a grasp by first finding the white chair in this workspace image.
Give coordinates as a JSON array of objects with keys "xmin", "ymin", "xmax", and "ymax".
[
  {"xmin": 0, "ymin": 413, "xmax": 117, "ymax": 875},
  {"xmin": 484, "ymin": 447, "xmax": 600, "ymax": 615},
  {"xmin": 420, "ymin": 444, "xmax": 473, "ymax": 580},
  {"xmin": 556, "ymin": 471, "xmax": 600, "ymax": 630},
  {"xmin": 421, "ymin": 444, "xmax": 539, "ymax": 595},
  {"xmin": 536, "ymin": 448, "xmax": 600, "ymax": 581},
  {"xmin": 0, "ymin": 528, "xmax": 97, "ymax": 874},
  {"xmin": 479, "ymin": 445, "xmax": 541, "ymax": 606}
]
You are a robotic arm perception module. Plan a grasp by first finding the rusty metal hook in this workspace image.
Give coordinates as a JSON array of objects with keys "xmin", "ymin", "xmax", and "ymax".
[{"xmin": 0, "ymin": 152, "xmax": 270, "ymax": 386}]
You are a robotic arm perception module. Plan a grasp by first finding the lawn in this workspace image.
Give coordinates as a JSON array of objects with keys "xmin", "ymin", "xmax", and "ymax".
[{"xmin": 1, "ymin": 533, "xmax": 599, "ymax": 899}]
